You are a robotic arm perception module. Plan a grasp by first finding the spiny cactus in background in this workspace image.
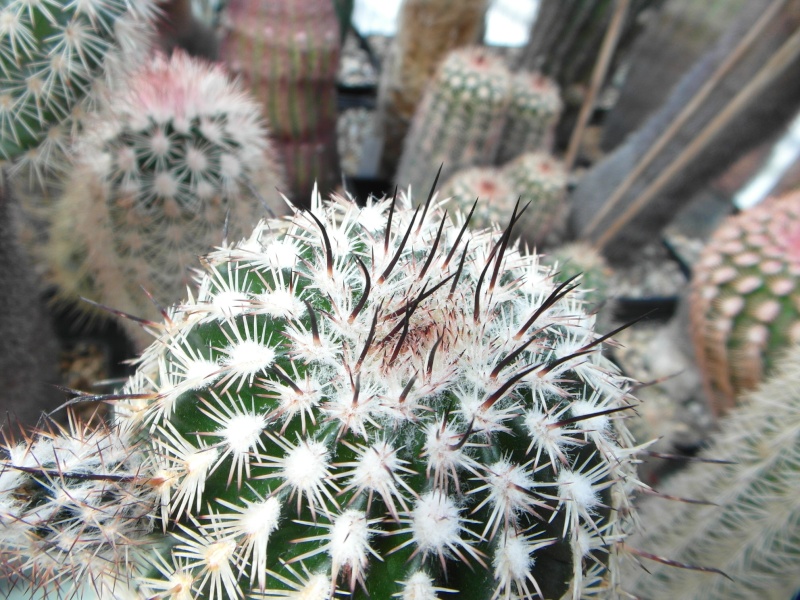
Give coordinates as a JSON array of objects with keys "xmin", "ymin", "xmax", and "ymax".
[
  {"xmin": 689, "ymin": 190, "xmax": 800, "ymax": 417},
  {"xmin": 0, "ymin": 0, "xmax": 157, "ymax": 180},
  {"xmin": 94, "ymin": 188, "xmax": 645, "ymax": 600},
  {"xmin": 395, "ymin": 46, "xmax": 511, "ymax": 196},
  {"xmin": 502, "ymin": 152, "xmax": 569, "ymax": 246},
  {"xmin": 440, "ymin": 152, "xmax": 568, "ymax": 248},
  {"xmin": 495, "ymin": 71, "xmax": 563, "ymax": 165},
  {"xmin": 220, "ymin": 0, "xmax": 341, "ymax": 205},
  {"xmin": 622, "ymin": 342, "xmax": 800, "ymax": 600},
  {"xmin": 0, "ymin": 412, "xmax": 156, "ymax": 597},
  {"xmin": 45, "ymin": 51, "xmax": 287, "ymax": 350},
  {"xmin": 376, "ymin": 0, "xmax": 489, "ymax": 179}
]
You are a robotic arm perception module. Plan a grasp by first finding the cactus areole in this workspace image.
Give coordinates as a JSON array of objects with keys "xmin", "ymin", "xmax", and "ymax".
[{"xmin": 116, "ymin": 189, "xmax": 640, "ymax": 599}]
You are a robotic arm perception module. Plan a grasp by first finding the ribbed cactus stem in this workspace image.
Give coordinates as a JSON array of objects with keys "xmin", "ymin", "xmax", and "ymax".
[
  {"xmin": 689, "ymin": 191, "xmax": 800, "ymax": 416},
  {"xmin": 0, "ymin": 0, "xmax": 157, "ymax": 177},
  {"xmin": 495, "ymin": 71, "xmax": 563, "ymax": 164},
  {"xmin": 112, "ymin": 189, "xmax": 643, "ymax": 599},
  {"xmin": 395, "ymin": 46, "xmax": 511, "ymax": 195},
  {"xmin": 44, "ymin": 51, "xmax": 286, "ymax": 349},
  {"xmin": 220, "ymin": 0, "xmax": 341, "ymax": 202},
  {"xmin": 623, "ymin": 342, "xmax": 800, "ymax": 599}
]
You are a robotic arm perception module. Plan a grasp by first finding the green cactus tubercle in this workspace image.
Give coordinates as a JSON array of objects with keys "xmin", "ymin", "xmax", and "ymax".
[{"xmin": 116, "ymin": 190, "xmax": 641, "ymax": 599}]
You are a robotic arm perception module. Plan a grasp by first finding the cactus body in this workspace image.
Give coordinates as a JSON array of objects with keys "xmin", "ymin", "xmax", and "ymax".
[
  {"xmin": 689, "ymin": 191, "xmax": 800, "ymax": 416},
  {"xmin": 219, "ymin": 0, "xmax": 341, "ymax": 203},
  {"xmin": 0, "ymin": 413, "xmax": 155, "ymax": 596},
  {"xmin": 495, "ymin": 72, "xmax": 563, "ymax": 165},
  {"xmin": 0, "ymin": 0, "xmax": 157, "ymax": 177},
  {"xmin": 45, "ymin": 51, "xmax": 287, "ymax": 349},
  {"xmin": 395, "ymin": 46, "xmax": 511, "ymax": 195},
  {"xmin": 623, "ymin": 342, "xmax": 800, "ymax": 599},
  {"xmin": 108, "ymin": 189, "xmax": 642, "ymax": 599},
  {"xmin": 439, "ymin": 151, "xmax": 568, "ymax": 247},
  {"xmin": 376, "ymin": 0, "xmax": 489, "ymax": 179},
  {"xmin": 544, "ymin": 242, "xmax": 614, "ymax": 314}
]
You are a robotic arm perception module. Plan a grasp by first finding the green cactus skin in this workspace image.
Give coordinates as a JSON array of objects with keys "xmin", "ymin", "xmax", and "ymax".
[
  {"xmin": 689, "ymin": 191, "xmax": 800, "ymax": 417},
  {"xmin": 99, "ymin": 188, "xmax": 645, "ymax": 599},
  {"xmin": 44, "ymin": 51, "xmax": 287, "ymax": 350},
  {"xmin": 0, "ymin": 412, "xmax": 156, "ymax": 597},
  {"xmin": 395, "ymin": 46, "xmax": 512, "ymax": 196},
  {"xmin": 0, "ymin": 0, "xmax": 157, "ymax": 178},
  {"xmin": 219, "ymin": 0, "xmax": 341, "ymax": 204},
  {"xmin": 495, "ymin": 72, "xmax": 563, "ymax": 165},
  {"xmin": 622, "ymin": 342, "xmax": 800, "ymax": 600}
]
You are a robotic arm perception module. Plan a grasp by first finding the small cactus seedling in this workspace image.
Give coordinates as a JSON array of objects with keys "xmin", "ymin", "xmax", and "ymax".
[
  {"xmin": 219, "ymin": 0, "xmax": 341, "ymax": 203},
  {"xmin": 395, "ymin": 46, "xmax": 512, "ymax": 195},
  {"xmin": 0, "ymin": 0, "xmax": 158, "ymax": 179},
  {"xmin": 495, "ymin": 71, "xmax": 563, "ymax": 165},
  {"xmin": 45, "ymin": 51, "xmax": 287, "ymax": 349},
  {"xmin": 689, "ymin": 191, "xmax": 800, "ymax": 416},
  {"xmin": 623, "ymin": 342, "xmax": 800, "ymax": 599},
  {"xmin": 104, "ymin": 187, "xmax": 644, "ymax": 599}
]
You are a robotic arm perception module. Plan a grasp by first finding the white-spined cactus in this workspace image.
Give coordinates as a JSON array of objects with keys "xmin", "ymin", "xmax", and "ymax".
[
  {"xmin": 1, "ymin": 189, "xmax": 645, "ymax": 599},
  {"xmin": 45, "ymin": 51, "xmax": 287, "ymax": 349}
]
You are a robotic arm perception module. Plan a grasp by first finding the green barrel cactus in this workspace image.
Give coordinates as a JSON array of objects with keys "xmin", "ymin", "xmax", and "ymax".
[
  {"xmin": 689, "ymin": 191, "xmax": 800, "ymax": 416},
  {"xmin": 544, "ymin": 242, "xmax": 615, "ymax": 314},
  {"xmin": 219, "ymin": 0, "xmax": 341, "ymax": 204},
  {"xmin": 115, "ymin": 189, "xmax": 641, "ymax": 599},
  {"xmin": 495, "ymin": 71, "xmax": 563, "ymax": 165},
  {"xmin": 44, "ymin": 51, "xmax": 287, "ymax": 349},
  {"xmin": 395, "ymin": 46, "xmax": 512, "ymax": 195},
  {"xmin": 0, "ymin": 0, "xmax": 157, "ymax": 179},
  {"xmin": 623, "ymin": 341, "xmax": 800, "ymax": 599}
]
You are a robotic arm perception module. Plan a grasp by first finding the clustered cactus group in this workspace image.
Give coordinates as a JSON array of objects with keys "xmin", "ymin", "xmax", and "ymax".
[
  {"xmin": 2, "ymin": 191, "xmax": 644, "ymax": 599},
  {"xmin": 441, "ymin": 152, "xmax": 568, "ymax": 247},
  {"xmin": 45, "ymin": 51, "xmax": 286, "ymax": 348},
  {"xmin": 689, "ymin": 190, "xmax": 800, "ymax": 416}
]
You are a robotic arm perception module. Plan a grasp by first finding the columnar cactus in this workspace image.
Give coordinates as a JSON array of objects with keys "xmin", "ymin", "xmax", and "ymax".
[
  {"xmin": 395, "ymin": 46, "xmax": 512, "ymax": 195},
  {"xmin": 376, "ymin": 0, "xmax": 489, "ymax": 179},
  {"xmin": 44, "ymin": 51, "xmax": 287, "ymax": 349},
  {"xmin": 102, "ymin": 189, "xmax": 643, "ymax": 599},
  {"xmin": 219, "ymin": 0, "xmax": 341, "ymax": 204},
  {"xmin": 0, "ymin": 412, "xmax": 156, "ymax": 597},
  {"xmin": 689, "ymin": 191, "xmax": 800, "ymax": 416},
  {"xmin": 0, "ymin": 0, "xmax": 157, "ymax": 178},
  {"xmin": 622, "ymin": 342, "xmax": 800, "ymax": 599},
  {"xmin": 495, "ymin": 71, "xmax": 563, "ymax": 165},
  {"xmin": 439, "ymin": 151, "xmax": 568, "ymax": 248}
]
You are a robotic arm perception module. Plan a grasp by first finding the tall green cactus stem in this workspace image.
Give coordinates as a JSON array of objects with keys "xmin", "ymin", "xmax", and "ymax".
[
  {"xmin": 623, "ymin": 342, "xmax": 800, "ymax": 599},
  {"xmin": 376, "ymin": 0, "xmax": 489, "ymax": 179},
  {"xmin": 495, "ymin": 72, "xmax": 563, "ymax": 165},
  {"xmin": 219, "ymin": 0, "xmax": 341, "ymax": 204},
  {"xmin": 45, "ymin": 51, "xmax": 287, "ymax": 350},
  {"xmin": 0, "ymin": 0, "xmax": 158, "ymax": 180},
  {"xmin": 0, "ymin": 412, "xmax": 157, "ymax": 597},
  {"xmin": 395, "ymin": 46, "xmax": 512, "ymax": 195},
  {"xmin": 689, "ymin": 191, "xmax": 800, "ymax": 417},
  {"xmin": 114, "ymin": 189, "xmax": 643, "ymax": 599}
]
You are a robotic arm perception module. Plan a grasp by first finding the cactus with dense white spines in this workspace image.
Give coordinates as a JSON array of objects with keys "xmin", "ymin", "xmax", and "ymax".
[
  {"xmin": 45, "ymin": 51, "xmax": 287, "ymax": 349},
  {"xmin": 105, "ymin": 188, "xmax": 644, "ymax": 599},
  {"xmin": 0, "ymin": 0, "xmax": 157, "ymax": 179},
  {"xmin": 495, "ymin": 71, "xmax": 563, "ymax": 165},
  {"xmin": 395, "ymin": 46, "xmax": 512, "ymax": 195},
  {"xmin": 623, "ymin": 342, "xmax": 800, "ymax": 599},
  {"xmin": 689, "ymin": 190, "xmax": 800, "ymax": 416},
  {"xmin": 0, "ymin": 412, "xmax": 157, "ymax": 597}
]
